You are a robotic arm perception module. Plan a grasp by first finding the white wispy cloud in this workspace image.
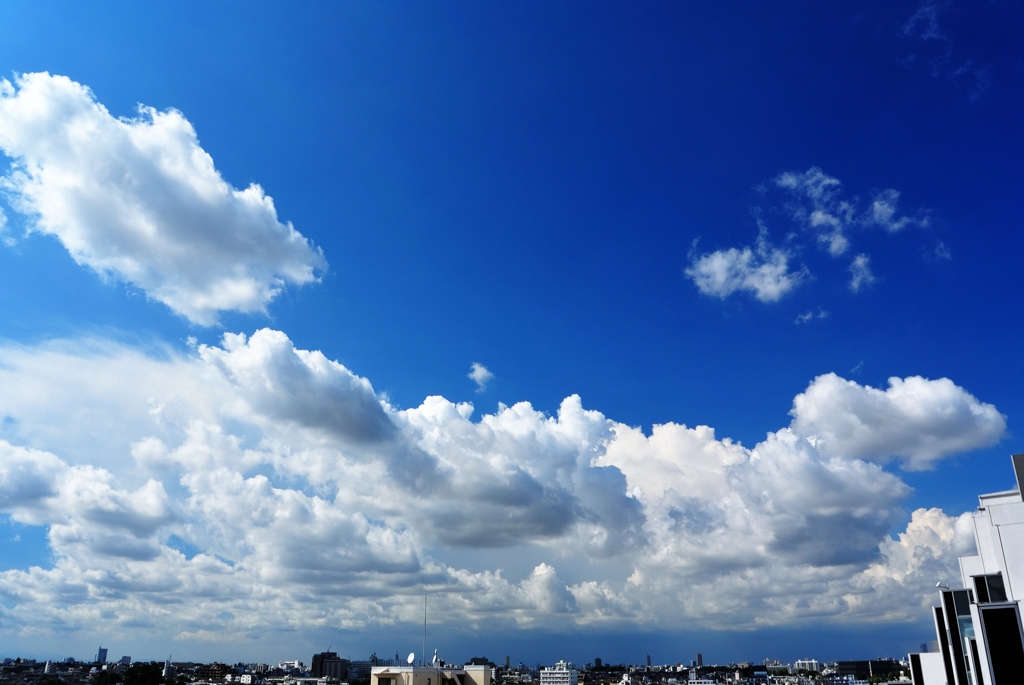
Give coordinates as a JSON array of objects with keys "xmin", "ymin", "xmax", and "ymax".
[
  {"xmin": 848, "ymin": 253, "xmax": 876, "ymax": 292},
  {"xmin": 685, "ymin": 230, "xmax": 806, "ymax": 302},
  {"xmin": 795, "ymin": 308, "xmax": 829, "ymax": 324},
  {"xmin": 776, "ymin": 168, "xmax": 927, "ymax": 253},
  {"xmin": 0, "ymin": 73, "xmax": 326, "ymax": 325},
  {"xmin": 687, "ymin": 167, "xmax": 930, "ymax": 304},
  {"xmin": 0, "ymin": 331, "xmax": 1003, "ymax": 642},
  {"xmin": 468, "ymin": 362, "xmax": 494, "ymax": 392},
  {"xmin": 898, "ymin": 0, "xmax": 993, "ymax": 101},
  {"xmin": 776, "ymin": 167, "xmax": 855, "ymax": 256}
]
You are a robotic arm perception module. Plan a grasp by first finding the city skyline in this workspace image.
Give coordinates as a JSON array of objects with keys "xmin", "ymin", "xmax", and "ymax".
[{"xmin": 1, "ymin": 0, "xmax": 1023, "ymax": 667}]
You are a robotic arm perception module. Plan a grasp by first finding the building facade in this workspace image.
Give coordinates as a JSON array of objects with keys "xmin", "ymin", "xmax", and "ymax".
[
  {"xmin": 539, "ymin": 662, "xmax": 577, "ymax": 685},
  {"xmin": 910, "ymin": 454, "xmax": 1024, "ymax": 685}
]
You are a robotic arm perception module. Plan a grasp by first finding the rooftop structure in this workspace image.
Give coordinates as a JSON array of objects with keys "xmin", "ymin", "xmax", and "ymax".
[{"xmin": 910, "ymin": 454, "xmax": 1024, "ymax": 685}]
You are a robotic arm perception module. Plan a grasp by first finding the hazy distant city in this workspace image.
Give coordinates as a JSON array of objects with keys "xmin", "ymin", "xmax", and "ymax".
[{"xmin": 0, "ymin": 650, "xmax": 910, "ymax": 685}]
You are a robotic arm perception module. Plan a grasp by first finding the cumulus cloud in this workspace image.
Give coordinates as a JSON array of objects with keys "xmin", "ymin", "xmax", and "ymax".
[
  {"xmin": 468, "ymin": 362, "xmax": 494, "ymax": 392},
  {"xmin": 685, "ymin": 230, "xmax": 805, "ymax": 302},
  {"xmin": 0, "ymin": 73, "xmax": 326, "ymax": 325},
  {"xmin": 0, "ymin": 331, "xmax": 1003, "ymax": 642},
  {"xmin": 789, "ymin": 372, "xmax": 1006, "ymax": 469}
]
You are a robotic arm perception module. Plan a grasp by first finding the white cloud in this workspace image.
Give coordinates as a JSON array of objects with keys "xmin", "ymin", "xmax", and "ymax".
[
  {"xmin": 468, "ymin": 362, "xmax": 494, "ymax": 392},
  {"xmin": 789, "ymin": 372, "xmax": 1006, "ymax": 470},
  {"xmin": 868, "ymin": 189, "xmax": 927, "ymax": 232},
  {"xmin": 776, "ymin": 167, "xmax": 855, "ymax": 256},
  {"xmin": 795, "ymin": 308, "xmax": 829, "ymax": 324},
  {"xmin": 0, "ymin": 73, "xmax": 326, "ymax": 325},
  {"xmin": 690, "ymin": 167, "xmax": 931, "ymax": 304},
  {"xmin": 848, "ymin": 253, "xmax": 875, "ymax": 292},
  {"xmin": 685, "ymin": 230, "xmax": 805, "ymax": 302},
  {"xmin": 0, "ymin": 331, "xmax": 1004, "ymax": 642}
]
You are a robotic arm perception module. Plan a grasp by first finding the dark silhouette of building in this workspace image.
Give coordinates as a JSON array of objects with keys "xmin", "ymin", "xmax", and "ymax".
[{"xmin": 312, "ymin": 652, "xmax": 350, "ymax": 679}]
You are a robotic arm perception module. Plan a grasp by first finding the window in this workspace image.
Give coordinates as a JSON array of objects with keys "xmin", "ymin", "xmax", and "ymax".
[{"xmin": 973, "ymin": 574, "xmax": 1008, "ymax": 604}]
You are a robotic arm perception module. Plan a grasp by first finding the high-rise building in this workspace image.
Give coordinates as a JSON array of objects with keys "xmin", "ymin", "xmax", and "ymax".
[
  {"xmin": 696, "ymin": 654, "xmax": 702, "ymax": 668},
  {"xmin": 119, "ymin": 657, "xmax": 131, "ymax": 667},
  {"xmin": 909, "ymin": 454, "xmax": 1024, "ymax": 685},
  {"xmin": 645, "ymin": 656, "xmax": 651, "ymax": 668},
  {"xmin": 96, "ymin": 648, "xmax": 108, "ymax": 665}
]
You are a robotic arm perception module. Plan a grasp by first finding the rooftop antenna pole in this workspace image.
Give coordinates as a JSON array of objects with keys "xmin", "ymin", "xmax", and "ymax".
[{"xmin": 423, "ymin": 595, "xmax": 427, "ymax": 668}]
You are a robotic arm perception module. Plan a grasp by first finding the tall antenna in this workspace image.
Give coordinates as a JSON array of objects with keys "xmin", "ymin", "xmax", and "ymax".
[{"xmin": 422, "ymin": 595, "xmax": 427, "ymax": 668}]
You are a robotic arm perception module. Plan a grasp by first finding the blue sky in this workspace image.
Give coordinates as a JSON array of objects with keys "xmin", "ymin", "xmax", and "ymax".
[{"xmin": 0, "ymin": 0, "xmax": 1022, "ymax": 667}]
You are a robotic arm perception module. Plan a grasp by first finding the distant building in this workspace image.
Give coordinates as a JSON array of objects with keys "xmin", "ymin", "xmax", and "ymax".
[
  {"xmin": 835, "ymin": 660, "xmax": 901, "ymax": 681},
  {"xmin": 197, "ymin": 663, "xmax": 234, "ymax": 680},
  {"xmin": 909, "ymin": 454, "xmax": 1024, "ymax": 685},
  {"xmin": 97, "ymin": 648, "xmax": 108, "ymax": 665},
  {"xmin": 313, "ymin": 652, "xmax": 350, "ymax": 679},
  {"xmin": 793, "ymin": 659, "xmax": 819, "ymax": 673},
  {"xmin": 684, "ymin": 669, "xmax": 715, "ymax": 685},
  {"xmin": 119, "ymin": 657, "xmax": 131, "ymax": 667},
  {"xmin": 539, "ymin": 661, "xmax": 577, "ymax": 685}
]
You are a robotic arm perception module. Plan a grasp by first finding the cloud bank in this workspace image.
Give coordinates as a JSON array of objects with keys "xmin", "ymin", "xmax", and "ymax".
[
  {"xmin": 0, "ymin": 331, "xmax": 1001, "ymax": 643},
  {"xmin": 0, "ymin": 73, "xmax": 326, "ymax": 325}
]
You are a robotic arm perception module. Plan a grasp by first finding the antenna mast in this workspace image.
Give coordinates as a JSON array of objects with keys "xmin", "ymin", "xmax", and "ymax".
[{"xmin": 422, "ymin": 596, "xmax": 427, "ymax": 668}]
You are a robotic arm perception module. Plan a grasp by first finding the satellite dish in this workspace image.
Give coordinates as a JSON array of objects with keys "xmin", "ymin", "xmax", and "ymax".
[{"xmin": 407, "ymin": 653, "xmax": 416, "ymax": 665}]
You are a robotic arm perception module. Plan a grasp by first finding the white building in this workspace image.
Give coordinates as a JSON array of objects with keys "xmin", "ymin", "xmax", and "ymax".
[
  {"xmin": 793, "ymin": 659, "xmax": 819, "ymax": 673},
  {"xmin": 539, "ymin": 661, "xmax": 577, "ymax": 685},
  {"xmin": 910, "ymin": 454, "xmax": 1024, "ymax": 685},
  {"xmin": 684, "ymin": 670, "xmax": 715, "ymax": 685}
]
